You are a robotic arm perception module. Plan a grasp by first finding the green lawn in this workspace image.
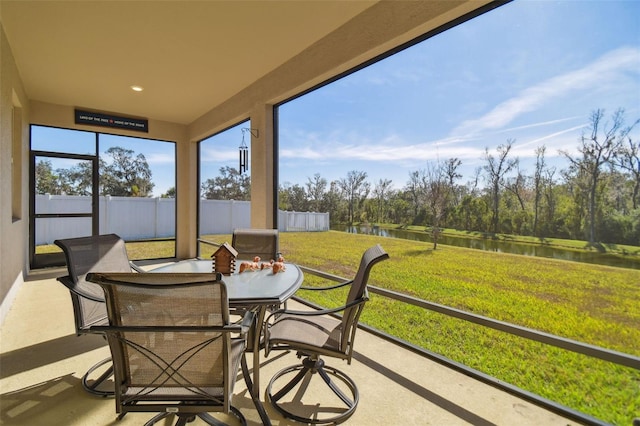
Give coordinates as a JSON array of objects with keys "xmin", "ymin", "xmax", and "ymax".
[{"xmin": 218, "ymin": 230, "xmax": 638, "ymax": 426}]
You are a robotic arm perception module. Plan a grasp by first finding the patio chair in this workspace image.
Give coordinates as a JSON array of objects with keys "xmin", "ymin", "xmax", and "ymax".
[
  {"xmin": 263, "ymin": 244, "xmax": 389, "ymax": 424},
  {"xmin": 232, "ymin": 228, "xmax": 279, "ymax": 261},
  {"xmin": 54, "ymin": 233, "xmax": 145, "ymax": 396},
  {"xmin": 86, "ymin": 272, "xmax": 252, "ymax": 426},
  {"xmin": 232, "ymin": 228, "xmax": 282, "ymax": 314}
]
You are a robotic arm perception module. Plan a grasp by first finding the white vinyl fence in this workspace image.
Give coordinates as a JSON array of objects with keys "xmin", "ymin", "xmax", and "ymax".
[{"xmin": 35, "ymin": 195, "xmax": 329, "ymax": 244}]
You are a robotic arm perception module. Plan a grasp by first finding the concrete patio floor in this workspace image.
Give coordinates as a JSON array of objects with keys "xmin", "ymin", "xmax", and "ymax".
[{"xmin": 0, "ymin": 266, "xmax": 581, "ymax": 426}]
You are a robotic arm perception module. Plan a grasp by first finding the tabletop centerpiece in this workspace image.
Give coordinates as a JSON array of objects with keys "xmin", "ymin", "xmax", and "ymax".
[{"xmin": 211, "ymin": 242, "xmax": 238, "ymax": 276}]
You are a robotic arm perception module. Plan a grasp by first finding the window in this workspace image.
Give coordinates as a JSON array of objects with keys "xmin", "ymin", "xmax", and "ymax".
[
  {"xmin": 198, "ymin": 121, "xmax": 251, "ymax": 256},
  {"xmin": 277, "ymin": 0, "xmax": 640, "ymax": 242},
  {"xmin": 30, "ymin": 125, "xmax": 176, "ymax": 266}
]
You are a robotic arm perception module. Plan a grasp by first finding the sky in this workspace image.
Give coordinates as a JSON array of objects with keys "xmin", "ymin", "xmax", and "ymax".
[
  {"xmin": 274, "ymin": 0, "xmax": 640, "ymax": 190},
  {"xmin": 37, "ymin": 1, "xmax": 640, "ymax": 197}
]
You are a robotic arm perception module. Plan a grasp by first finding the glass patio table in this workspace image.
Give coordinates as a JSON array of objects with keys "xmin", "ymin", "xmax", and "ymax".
[{"xmin": 150, "ymin": 259, "xmax": 303, "ymax": 425}]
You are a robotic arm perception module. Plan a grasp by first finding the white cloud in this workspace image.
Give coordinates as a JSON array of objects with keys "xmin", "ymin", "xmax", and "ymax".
[
  {"xmin": 281, "ymin": 131, "xmax": 486, "ymax": 164},
  {"xmin": 496, "ymin": 117, "xmax": 583, "ymax": 134},
  {"xmin": 200, "ymin": 146, "xmax": 237, "ymax": 162},
  {"xmin": 144, "ymin": 152, "xmax": 176, "ymax": 165},
  {"xmin": 451, "ymin": 46, "xmax": 640, "ymax": 138},
  {"xmin": 517, "ymin": 125, "xmax": 586, "ymax": 150},
  {"xmin": 282, "ymin": 38, "xmax": 640, "ymax": 188}
]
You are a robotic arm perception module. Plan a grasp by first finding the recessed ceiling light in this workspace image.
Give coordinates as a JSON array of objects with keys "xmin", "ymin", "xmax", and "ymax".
[{"xmin": 130, "ymin": 85, "xmax": 144, "ymax": 92}]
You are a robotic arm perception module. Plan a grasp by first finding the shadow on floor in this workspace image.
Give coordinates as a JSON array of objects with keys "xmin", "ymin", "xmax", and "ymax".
[{"xmin": 0, "ymin": 333, "xmax": 107, "ymax": 377}]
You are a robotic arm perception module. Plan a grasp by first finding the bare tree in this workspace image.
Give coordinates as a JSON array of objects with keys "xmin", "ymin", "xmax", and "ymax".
[
  {"xmin": 424, "ymin": 163, "xmax": 448, "ymax": 249},
  {"xmin": 615, "ymin": 134, "xmax": 640, "ymax": 209},
  {"xmin": 444, "ymin": 158, "xmax": 463, "ymax": 189},
  {"xmin": 532, "ymin": 146, "xmax": 546, "ymax": 236},
  {"xmin": 443, "ymin": 158, "xmax": 462, "ymax": 225},
  {"xmin": 338, "ymin": 170, "xmax": 369, "ymax": 224},
  {"xmin": 560, "ymin": 108, "xmax": 633, "ymax": 242},
  {"xmin": 483, "ymin": 140, "xmax": 518, "ymax": 233},
  {"xmin": 543, "ymin": 167, "xmax": 557, "ymax": 235},
  {"xmin": 504, "ymin": 165, "xmax": 528, "ymax": 211},
  {"xmin": 373, "ymin": 178, "xmax": 393, "ymax": 223},
  {"xmin": 305, "ymin": 173, "xmax": 327, "ymax": 212},
  {"xmin": 466, "ymin": 166, "xmax": 482, "ymax": 196},
  {"xmin": 405, "ymin": 170, "xmax": 423, "ymax": 219}
]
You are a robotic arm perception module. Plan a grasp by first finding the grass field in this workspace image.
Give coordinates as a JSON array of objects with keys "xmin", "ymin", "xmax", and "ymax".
[{"xmin": 201, "ymin": 231, "xmax": 640, "ymax": 425}]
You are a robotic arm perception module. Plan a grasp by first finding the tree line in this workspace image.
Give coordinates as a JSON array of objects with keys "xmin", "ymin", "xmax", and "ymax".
[
  {"xmin": 200, "ymin": 109, "xmax": 639, "ymax": 245},
  {"xmin": 36, "ymin": 146, "xmax": 155, "ymax": 197},
  {"xmin": 36, "ymin": 109, "xmax": 639, "ymax": 245},
  {"xmin": 277, "ymin": 108, "xmax": 639, "ymax": 245}
]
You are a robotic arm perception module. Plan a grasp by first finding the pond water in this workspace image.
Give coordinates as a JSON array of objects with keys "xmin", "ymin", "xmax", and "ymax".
[{"xmin": 333, "ymin": 225, "xmax": 640, "ymax": 270}]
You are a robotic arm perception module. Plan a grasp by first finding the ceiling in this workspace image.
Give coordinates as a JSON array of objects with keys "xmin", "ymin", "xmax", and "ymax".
[{"xmin": 0, "ymin": 1, "xmax": 379, "ymax": 125}]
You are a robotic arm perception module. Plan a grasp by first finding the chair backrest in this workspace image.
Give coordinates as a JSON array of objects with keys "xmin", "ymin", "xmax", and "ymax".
[
  {"xmin": 86, "ymin": 272, "xmax": 237, "ymax": 414},
  {"xmin": 232, "ymin": 228, "xmax": 279, "ymax": 261},
  {"xmin": 340, "ymin": 244, "xmax": 389, "ymax": 356},
  {"xmin": 55, "ymin": 234, "xmax": 134, "ymax": 332}
]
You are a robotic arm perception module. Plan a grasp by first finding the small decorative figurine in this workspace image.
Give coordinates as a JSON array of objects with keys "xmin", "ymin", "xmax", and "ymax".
[
  {"xmin": 211, "ymin": 242, "xmax": 237, "ymax": 276},
  {"xmin": 238, "ymin": 254, "xmax": 286, "ymax": 275},
  {"xmin": 239, "ymin": 256, "xmax": 262, "ymax": 273},
  {"xmin": 272, "ymin": 254, "xmax": 286, "ymax": 274}
]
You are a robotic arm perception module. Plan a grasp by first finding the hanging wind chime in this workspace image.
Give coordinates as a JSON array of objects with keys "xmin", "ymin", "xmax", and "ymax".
[
  {"xmin": 239, "ymin": 128, "xmax": 258, "ymax": 174},
  {"xmin": 239, "ymin": 128, "xmax": 249, "ymax": 174}
]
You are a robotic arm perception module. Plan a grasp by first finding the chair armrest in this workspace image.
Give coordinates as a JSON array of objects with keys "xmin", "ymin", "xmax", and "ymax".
[
  {"xmin": 57, "ymin": 275, "xmax": 105, "ymax": 302},
  {"xmin": 239, "ymin": 310, "xmax": 256, "ymax": 336},
  {"xmin": 93, "ymin": 324, "xmax": 244, "ymax": 333},
  {"xmin": 300, "ymin": 279, "xmax": 353, "ymax": 291},
  {"xmin": 129, "ymin": 261, "xmax": 146, "ymax": 273},
  {"xmin": 265, "ymin": 297, "xmax": 367, "ymax": 324}
]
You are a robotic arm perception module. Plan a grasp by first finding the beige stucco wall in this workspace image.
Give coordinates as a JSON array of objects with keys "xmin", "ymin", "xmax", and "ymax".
[{"xmin": 0, "ymin": 21, "xmax": 30, "ymax": 320}]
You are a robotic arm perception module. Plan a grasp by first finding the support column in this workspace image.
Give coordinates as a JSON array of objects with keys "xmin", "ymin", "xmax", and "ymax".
[
  {"xmin": 250, "ymin": 104, "xmax": 276, "ymax": 229},
  {"xmin": 175, "ymin": 136, "xmax": 198, "ymax": 258}
]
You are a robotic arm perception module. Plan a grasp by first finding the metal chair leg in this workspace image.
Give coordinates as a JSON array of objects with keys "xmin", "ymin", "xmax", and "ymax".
[
  {"xmin": 82, "ymin": 357, "xmax": 114, "ymax": 397},
  {"xmin": 241, "ymin": 353, "xmax": 271, "ymax": 425},
  {"xmin": 267, "ymin": 356, "xmax": 359, "ymax": 424}
]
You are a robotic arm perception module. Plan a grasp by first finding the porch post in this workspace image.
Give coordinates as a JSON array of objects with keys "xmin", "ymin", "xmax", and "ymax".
[
  {"xmin": 250, "ymin": 104, "xmax": 276, "ymax": 229},
  {"xmin": 175, "ymin": 136, "xmax": 198, "ymax": 258}
]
